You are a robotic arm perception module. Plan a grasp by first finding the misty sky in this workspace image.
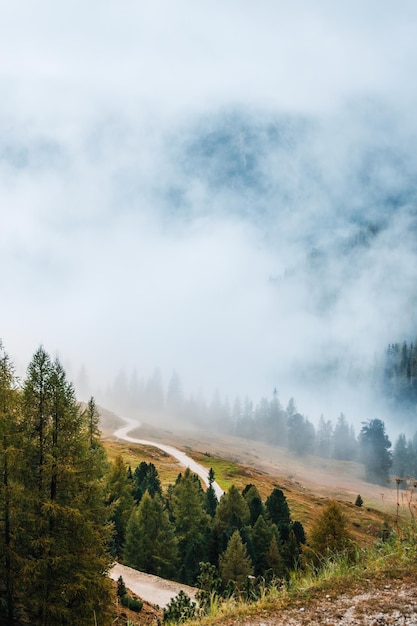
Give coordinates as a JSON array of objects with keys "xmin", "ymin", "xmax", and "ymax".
[{"xmin": 2, "ymin": 2, "xmax": 417, "ymax": 422}]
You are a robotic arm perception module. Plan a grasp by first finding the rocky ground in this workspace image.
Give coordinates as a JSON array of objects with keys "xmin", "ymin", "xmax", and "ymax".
[
  {"xmin": 217, "ymin": 576, "xmax": 417, "ymax": 626},
  {"xmin": 110, "ymin": 571, "xmax": 417, "ymax": 625}
]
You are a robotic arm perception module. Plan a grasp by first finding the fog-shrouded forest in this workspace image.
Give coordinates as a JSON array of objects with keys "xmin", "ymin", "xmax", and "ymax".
[
  {"xmin": 8, "ymin": 101, "xmax": 417, "ymax": 435},
  {"xmin": 3, "ymin": 3, "xmax": 417, "ymax": 437}
]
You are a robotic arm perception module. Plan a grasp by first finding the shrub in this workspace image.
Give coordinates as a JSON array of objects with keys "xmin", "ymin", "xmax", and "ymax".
[
  {"xmin": 117, "ymin": 575, "xmax": 127, "ymax": 598},
  {"xmin": 117, "ymin": 575, "xmax": 143, "ymax": 613},
  {"xmin": 163, "ymin": 590, "xmax": 198, "ymax": 623},
  {"xmin": 120, "ymin": 594, "xmax": 143, "ymax": 612}
]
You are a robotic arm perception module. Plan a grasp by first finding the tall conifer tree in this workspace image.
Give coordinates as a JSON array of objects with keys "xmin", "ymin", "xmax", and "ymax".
[
  {"xmin": 124, "ymin": 492, "xmax": 178, "ymax": 578},
  {"xmin": 0, "ymin": 342, "xmax": 21, "ymax": 625},
  {"xmin": 19, "ymin": 348, "xmax": 112, "ymax": 625}
]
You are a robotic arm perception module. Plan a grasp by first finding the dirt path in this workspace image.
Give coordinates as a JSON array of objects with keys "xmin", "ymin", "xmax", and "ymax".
[
  {"xmin": 113, "ymin": 415, "xmax": 224, "ymax": 499},
  {"xmin": 110, "ymin": 415, "xmax": 223, "ymax": 612},
  {"xmin": 110, "ymin": 562, "xmax": 197, "ymax": 609}
]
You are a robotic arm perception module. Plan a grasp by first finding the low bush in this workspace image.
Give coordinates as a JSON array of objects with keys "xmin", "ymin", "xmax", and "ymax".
[
  {"xmin": 163, "ymin": 590, "xmax": 198, "ymax": 623},
  {"xmin": 120, "ymin": 594, "xmax": 143, "ymax": 612}
]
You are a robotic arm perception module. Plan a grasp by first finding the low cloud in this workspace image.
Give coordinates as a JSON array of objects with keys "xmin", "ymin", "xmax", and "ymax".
[{"xmin": 2, "ymin": 3, "xmax": 417, "ymax": 431}]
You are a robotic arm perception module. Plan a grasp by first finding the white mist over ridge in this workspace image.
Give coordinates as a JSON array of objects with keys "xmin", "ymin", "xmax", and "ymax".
[{"xmin": 2, "ymin": 2, "xmax": 417, "ymax": 433}]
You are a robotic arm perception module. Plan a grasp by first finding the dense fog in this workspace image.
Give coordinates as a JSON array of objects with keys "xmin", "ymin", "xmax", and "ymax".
[{"xmin": 2, "ymin": 2, "xmax": 417, "ymax": 432}]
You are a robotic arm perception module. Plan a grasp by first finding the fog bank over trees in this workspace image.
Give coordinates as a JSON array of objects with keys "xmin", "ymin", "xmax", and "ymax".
[{"xmin": 2, "ymin": 3, "xmax": 417, "ymax": 431}]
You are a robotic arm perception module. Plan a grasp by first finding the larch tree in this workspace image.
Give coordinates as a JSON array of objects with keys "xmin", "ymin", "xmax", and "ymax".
[
  {"xmin": 0, "ymin": 342, "xmax": 21, "ymax": 625},
  {"xmin": 219, "ymin": 530, "xmax": 253, "ymax": 590},
  {"xmin": 19, "ymin": 348, "xmax": 113, "ymax": 625},
  {"xmin": 308, "ymin": 500, "xmax": 352, "ymax": 562}
]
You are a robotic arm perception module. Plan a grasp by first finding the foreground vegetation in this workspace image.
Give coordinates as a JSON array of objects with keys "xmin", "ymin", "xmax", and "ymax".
[{"xmin": 163, "ymin": 523, "xmax": 417, "ymax": 625}]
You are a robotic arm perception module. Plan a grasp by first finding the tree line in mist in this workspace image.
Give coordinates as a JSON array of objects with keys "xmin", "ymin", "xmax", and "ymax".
[
  {"xmin": 383, "ymin": 340, "xmax": 417, "ymax": 410},
  {"xmin": 96, "ymin": 337, "xmax": 417, "ymax": 488}
]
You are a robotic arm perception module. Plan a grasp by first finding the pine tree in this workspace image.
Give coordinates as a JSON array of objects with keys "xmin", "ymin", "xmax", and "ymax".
[
  {"xmin": 243, "ymin": 484, "xmax": 265, "ymax": 526},
  {"xmin": 332, "ymin": 413, "xmax": 357, "ymax": 461},
  {"xmin": 355, "ymin": 494, "xmax": 363, "ymax": 507},
  {"xmin": 124, "ymin": 492, "xmax": 178, "ymax": 578},
  {"xmin": 171, "ymin": 468, "xmax": 210, "ymax": 583},
  {"xmin": 392, "ymin": 433, "xmax": 410, "ymax": 479},
  {"xmin": 287, "ymin": 413, "xmax": 315, "ymax": 456},
  {"xmin": 219, "ymin": 530, "xmax": 253, "ymax": 590},
  {"xmin": 268, "ymin": 388, "xmax": 286, "ymax": 445},
  {"xmin": 265, "ymin": 534, "xmax": 284, "ymax": 579},
  {"xmin": 106, "ymin": 454, "xmax": 135, "ymax": 557},
  {"xmin": 205, "ymin": 468, "xmax": 218, "ymax": 517},
  {"xmin": 214, "ymin": 485, "xmax": 250, "ymax": 535},
  {"xmin": 359, "ymin": 419, "xmax": 392, "ymax": 485},
  {"xmin": 250, "ymin": 515, "xmax": 273, "ymax": 576},
  {"xmin": 291, "ymin": 520, "xmax": 306, "ymax": 545},
  {"xmin": 172, "ymin": 468, "xmax": 209, "ymax": 544},
  {"xmin": 166, "ymin": 370, "xmax": 184, "ymax": 415},
  {"xmin": 265, "ymin": 487, "xmax": 291, "ymax": 539},
  {"xmin": 316, "ymin": 415, "xmax": 333, "ymax": 458},
  {"xmin": 281, "ymin": 529, "xmax": 301, "ymax": 571},
  {"xmin": 132, "ymin": 461, "xmax": 162, "ymax": 502}
]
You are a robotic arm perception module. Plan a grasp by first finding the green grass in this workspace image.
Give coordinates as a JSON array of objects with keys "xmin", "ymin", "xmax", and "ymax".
[
  {"xmin": 191, "ymin": 453, "xmax": 246, "ymax": 492},
  {"xmin": 104, "ymin": 440, "xmax": 184, "ymax": 487},
  {"xmin": 179, "ymin": 524, "xmax": 417, "ymax": 625}
]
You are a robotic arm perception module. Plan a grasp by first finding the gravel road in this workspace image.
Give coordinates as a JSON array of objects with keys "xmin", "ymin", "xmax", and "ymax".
[
  {"xmin": 110, "ymin": 562, "xmax": 198, "ymax": 608},
  {"xmin": 113, "ymin": 415, "xmax": 224, "ymax": 499}
]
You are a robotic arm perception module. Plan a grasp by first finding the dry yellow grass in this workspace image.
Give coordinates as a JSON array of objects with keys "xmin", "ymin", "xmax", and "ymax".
[{"xmin": 102, "ymin": 416, "xmax": 400, "ymax": 546}]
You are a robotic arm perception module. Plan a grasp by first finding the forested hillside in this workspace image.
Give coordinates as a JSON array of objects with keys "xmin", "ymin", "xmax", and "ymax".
[
  {"xmin": 1, "ymin": 339, "xmax": 415, "ymax": 625},
  {"xmin": 382, "ymin": 340, "xmax": 417, "ymax": 409}
]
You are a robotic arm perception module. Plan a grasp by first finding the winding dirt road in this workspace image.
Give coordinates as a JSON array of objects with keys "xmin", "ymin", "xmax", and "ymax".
[
  {"xmin": 113, "ymin": 415, "xmax": 224, "ymax": 499},
  {"xmin": 110, "ymin": 415, "xmax": 223, "ymax": 608}
]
